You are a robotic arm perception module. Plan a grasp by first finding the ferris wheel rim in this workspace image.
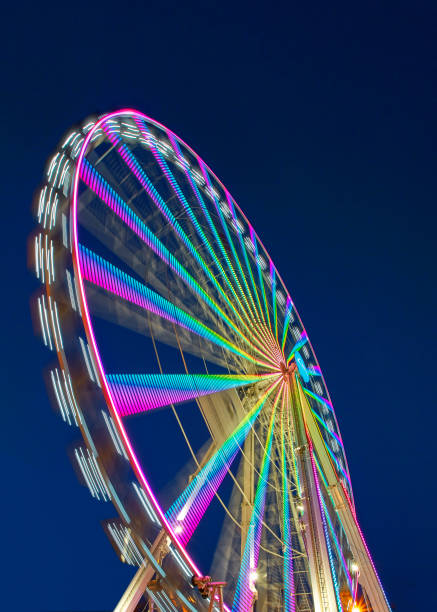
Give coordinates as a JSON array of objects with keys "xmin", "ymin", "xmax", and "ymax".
[
  {"xmin": 66, "ymin": 107, "xmax": 355, "ymax": 609},
  {"xmin": 70, "ymin": 108, "xmax": 211, "ymax": 583}
]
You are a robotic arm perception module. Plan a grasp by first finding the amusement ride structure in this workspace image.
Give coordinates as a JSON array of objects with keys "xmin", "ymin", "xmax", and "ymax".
[{"xmin": 31, "ymin": 109, "xmax": 391, "ymax": 612}]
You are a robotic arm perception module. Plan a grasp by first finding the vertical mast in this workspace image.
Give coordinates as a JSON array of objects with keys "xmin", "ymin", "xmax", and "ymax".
[
  {"xmin": 288, "ymin": 367, "xmax": 338, "ymax": 612},
  {"xmin": 241, "ymin": 427, "xmax": 255, "ymax": 563}
]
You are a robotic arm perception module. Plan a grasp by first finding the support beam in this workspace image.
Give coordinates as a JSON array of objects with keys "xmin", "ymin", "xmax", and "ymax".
[
  {"xmin": 289, "ymin": 372, "xmax": 339, "ymax": 612},
  {"xmin": 296, "ymin": 379, "xmax": 391, "ymax": 612},
  {"xmin": 114, "ymin": 529, "xmax": 169, "ymax": 612}
]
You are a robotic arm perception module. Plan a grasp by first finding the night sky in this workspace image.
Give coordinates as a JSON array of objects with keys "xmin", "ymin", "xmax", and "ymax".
[{"xmin": 3, "ymin": 2, "xmax": 436, "ymax": 610}]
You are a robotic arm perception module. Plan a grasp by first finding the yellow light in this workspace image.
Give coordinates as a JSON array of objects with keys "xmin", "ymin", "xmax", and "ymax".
[
  {"xmin": 351, "ymin": 605, "xmax": 361, "ymax": 612},
  {"xmin": 174, "ymin": 524, "xmax": 183, "ymax": 534}
]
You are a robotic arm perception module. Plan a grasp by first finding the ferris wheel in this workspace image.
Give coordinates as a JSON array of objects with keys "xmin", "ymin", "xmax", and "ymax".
[{"xmin": 31, "ymin": 109, "xmax": 391, "ymax": 612}]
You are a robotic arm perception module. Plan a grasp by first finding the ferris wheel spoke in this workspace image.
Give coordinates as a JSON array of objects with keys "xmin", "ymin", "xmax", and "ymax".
[
  {"xmin": 197, "ymin": 162, "xmax": 265, "ymax": 325},
  {"xmin": 270, "ymin": 263, "xmax": 279, "ymax": 341},
  {"xmin": 300, "ymin": 384, "xmax": 333, "ymax": 413},
  {"xmin": 136, "ymin": 118, "xmax": 262, "ymax": 330},
  {"xmin": 165, "ymin": 382, "xmax": 278, "ymax": 546},
  {"xmin": 78, "ymin": 244, "xmax": 275, "ymax": 369},
  {"xmin": 223, "ymin": 191, "xmax": 267, "ymax": 325},
  {"xmin": 101, "ymin": 121, "xmax": 257, "ymax": 335},
  {"xmin": 191, "ymin": 154, "xmax": 263, "ymax": 325},
  {"xmin": 249, "ymin": 226, "xmax": 273, "ymax": 334},
  {"xmin": 105, "ymin": 373, "xmax": 274, "ymax": 417},
  {"xmin": 307, "ymin": 365, "xmax": 322, "ymax": 377},
  {"xmin": 286, "ymin": 331, "xmax": 308, "ymax": 364},
  {"xmin": 280, "ymin": 296, "xmax": 294, "ymax": 352},
  {"xmin": 231, "ymin": 387, "xmax": 281, "ymax": 612},
  {"xmin": 310, "ymin": 408, "xmax": 344, "ymax": 450},
  {"xmin": 78, "ymin": 160, "xmax": 271, "ymax": 361}
]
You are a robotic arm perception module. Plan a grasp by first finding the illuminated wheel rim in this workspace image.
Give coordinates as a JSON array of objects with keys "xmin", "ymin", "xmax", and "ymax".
[{"xmin": 33, "ymin": 109, "xmax": 368, "ymax": 612}]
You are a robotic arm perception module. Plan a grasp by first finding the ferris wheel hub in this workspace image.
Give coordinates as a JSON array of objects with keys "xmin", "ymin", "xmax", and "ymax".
[{"xmin": 280, "ymin": 361, "xmax": 294, "ymax": 381}]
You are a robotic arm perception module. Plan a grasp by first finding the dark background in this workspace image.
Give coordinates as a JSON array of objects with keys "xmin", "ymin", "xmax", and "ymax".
[{"xmin": 2, "ymin": 1, "xmax": 436, "ymax": 610}]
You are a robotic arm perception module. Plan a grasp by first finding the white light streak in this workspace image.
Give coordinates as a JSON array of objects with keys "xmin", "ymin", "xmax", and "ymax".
[
  {"xmin": 291, "ymin": 326, "xmax": 301, "ymax": 341},
  {"xmin": 48, "ymin": 296, "xmax": 63, "ymax": 350},
  {"xmin": 38, "ymin": 295, "xmax": 53, "ymax": 350},
  {"xmin": 191, "ymin": 168, "xmax": 205, "ymax": 186},
  {"xmin": 86, "ymin": 341, "xmax": 100, "ymax": 387},
  {"xmin": 61, "ymin": 369, "xmax": 79, "ymax": 426},
  {"xmin": 313, "ymin": 381, "xmax": 323, "ymax": 396},
  {"xmin": 219, "ymin": 200, "xmax": 232, "ymax": 218},
  {"xmin": 244, "ymin": 235, "xmax": 254, "ymax": 252},
  {"xmin": 37, "ymin": 187, "xmax": 46, "ymax": 223},
  {"xmin": 108, "ymin": 523, "xmax": 143, "ymax": 566},
  {"xmin": 79, "ymin": 337, "xmax": 95, "ymax": 382},
  {"xmin": 170, "ymin": 547, "xmax": 192, "ymax": 578},
  {"xmin": 75, "ymin": 447, "xmax": 110, "ymax": 501},
  {"xmin": 75, "ymin": 448, "xmax": 99, "ymax": 498},
  {"xmin": 71, "ymin": 136, "xmax": 84, "ymax": 159},
  {"xmin": 62, "ymin": 213, "xmax": 69, "ymax": 249},
  {"xmin": 62, "ymin": 131, "xmax": 80, "ymax": 149},
  {"xmin": 133, "ymin": 482, "xmax": 160, "ymax": 524},
  {"xmin": 49, "ymin": 194, "xmax": 59, "ymax": 228},
  {"xmin": 257, "ymin": 254, "xmax": 267, "ymax": 270},
  {"xmin": 102, "ymin": 410, "xmax": 128, "ymax": 459},
  {"xmin": 82, "ymin": 121, "xmax": 96, "ymax": 134},
  {"xmin": 50, "ymin": 369, "xmax": 69, "ymax": 424},
  {"xmin": 34, "ymin": 236, "xmax": 40, "ymax": 279},
  {"xmin": 159, "ymin": 591, "xmax": 178, "ymax": 612},
  {"xmin": 47, "ymin": 153, "xmax": 60, "ymax": 182},
  {"xmin": 66, "ymin": 269, "xmax": 77, "ymax": 311}
]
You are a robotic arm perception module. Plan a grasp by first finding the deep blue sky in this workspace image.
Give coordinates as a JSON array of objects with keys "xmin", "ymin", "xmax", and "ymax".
[{"xmin": 3, "ymin": 1, "xmax": 436, "ymax": 610}]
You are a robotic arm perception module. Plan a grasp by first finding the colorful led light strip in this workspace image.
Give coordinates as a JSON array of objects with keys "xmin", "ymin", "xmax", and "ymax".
[
  {"xmin": 270, "ymin": 261, "xmax": 278, "ymax": 341},
  {"xmin": 281, "ymin": 296, "xmax": 294, "ymax": 352},
  {"xmin": 106, "ymin": 373, "xmax": 268, "ymax": 416},
  {"xmin": 135, "ymin": 120, "xmax": 253, "ymax": 328},
  {"xmin": 71, "ymin": 111, "xmax": 208, "ymax": 596},
  {"xmin": 225, "ymin": 191, "xmax": 265, "ymax": 325},
  {"xmin": 154, "ymin": 122, "xmax": 257, "ymax": 328},
  {"xmin": 319, "ymin": 487, "xmax": 354, "ymax": 593},
  {"xmin": 310, "ymin": 408, "xmax": 344, "ymax": 448},
  {"xmin": 249, "ymin": 225, "xmax": 271, "ymax": 330},
  {"xmin": 197, "ymin": 156, "xmax": 261, "ymax": 325},
  {"xmin": 195, "ymin": 159, "xmax": 262, "ymax": 325},
  {"xmin": 281, "ymin": 400, "xmax": 296, "ymax": 612},
  {"xmin": 78, "ymin": 244, "xmax": 271, "ymax": 368},
  {"xmin": 284, "ymin": 384, "xmax": 302, "ymax": 496},
  {"xmin": 309, "ymin": 449, "xmax": 343, "ymax": 611},
  {"xmin": 301, "ymin": 385, "xmax": 333, "ymax": 412},
  {"xmin": 308, "ymin": 365, "xmax": 322, "ymax": 376},
  {"xmin": 79, "ymin": 159, "xmax": 270, "ymax": 362},
  {"xmin": 231, "ymin": 389, "xmax": 280, "ymax": 611},
  {"xmin": 165, "ymin": 382, "xmax": 278, "ymax": 545},
  {"xmin": 100, "ymin": 120, "xmax": 253, "ymax": 342},
  {"xmin": 313, "ymin": 456, "xmax": 353, "ymax": 593},
  {"xmin": 286, "ymin": 331, "xmax": 308, "ymax": 363}
]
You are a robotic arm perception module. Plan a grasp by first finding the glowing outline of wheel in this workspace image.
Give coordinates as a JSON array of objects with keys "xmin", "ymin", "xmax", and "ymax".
[{"xmin": 32, "ymin": 108, "xmax": 391, "ymax": 612}]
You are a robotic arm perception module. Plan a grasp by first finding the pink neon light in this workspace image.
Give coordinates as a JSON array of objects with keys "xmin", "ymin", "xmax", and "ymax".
[
  {"xmin": 70, "ymin": 108, "xmax": 354, "ymax": 610},
  {"xmin": 71, "ymin": 110, "xmax": 207, "ymax": 590}
]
